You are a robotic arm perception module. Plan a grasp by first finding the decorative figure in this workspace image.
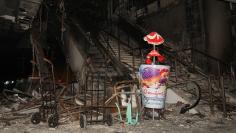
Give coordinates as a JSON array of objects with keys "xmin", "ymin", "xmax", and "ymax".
[
  {"xmin": 144, "ymin": 32, "xmax": 165, "ymax": 64},
  {"xmin": 140, "ymin": 32, "xmax": 170, "ymax": 120}
]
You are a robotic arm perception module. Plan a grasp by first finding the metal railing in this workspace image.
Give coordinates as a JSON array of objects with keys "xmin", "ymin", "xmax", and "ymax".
[
  {"xmin": 101, "ymin": 29, "xmax": 144, "ymax": 75},
  {"xmin": 162, "ymin": 47, "xmax": 236, "ymax": 116}
]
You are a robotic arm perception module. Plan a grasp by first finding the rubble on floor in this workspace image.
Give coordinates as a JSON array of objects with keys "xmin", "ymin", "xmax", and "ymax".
[
  {"xmin": 1, "ymin": 95, "xmax": 236, "ymax": 133},
  {"xmin": 0, "ymin": 57, "xmax": 235, "ymax": 132}
]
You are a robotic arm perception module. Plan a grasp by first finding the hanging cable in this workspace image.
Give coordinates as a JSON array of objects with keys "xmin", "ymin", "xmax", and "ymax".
[
  {"xmin": 28, "ymin": 38, "xmax": 36, "ymax": 91},
  {"xmin": 58, "ymin": 0, "xmax": 66, "ymax": 45}
]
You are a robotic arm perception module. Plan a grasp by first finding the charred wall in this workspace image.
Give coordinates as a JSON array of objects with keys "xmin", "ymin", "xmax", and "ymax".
[
  {"xmin": 204, "ymin": 0, "xmax": 233, "ymax": 73},
  {"xmin": 142, "ymin": 1, "xmax": 186, "ymax": 43}
]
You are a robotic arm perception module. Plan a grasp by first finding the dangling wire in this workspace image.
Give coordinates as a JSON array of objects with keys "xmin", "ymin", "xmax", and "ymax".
[
  {"xmin": 28, "ymin": 33, "xmax": 35, "ymax": 90},
  {"xmin": 59, "ymin": 0, "xmax": 66, "ymax": 45},
  {"xmin": 39, "ymin": 4, "xmax": 42, "ymax": 32},
  {"xmin": 29, "ymin": 33, "xmax": 43, "ymax": 96},
  {"xmin": 28, "ymin": 33, "xmax": 41, "ymax": 95}
]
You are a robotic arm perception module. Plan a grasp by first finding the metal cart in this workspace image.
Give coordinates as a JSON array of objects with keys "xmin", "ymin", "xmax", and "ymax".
[{"xmin": 77, "ymin": 71, "xmax": 113, "ymax": 128}]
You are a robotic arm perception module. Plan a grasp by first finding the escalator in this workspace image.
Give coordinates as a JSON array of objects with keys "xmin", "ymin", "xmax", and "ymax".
[{"xmin": 113, "ymin": 0, "xmax": 236, "ymax": 115}]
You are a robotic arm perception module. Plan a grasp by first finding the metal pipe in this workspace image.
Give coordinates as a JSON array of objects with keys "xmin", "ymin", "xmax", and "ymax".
[
  {"xmin": 220, "ymin": 75, "xmax": 227, "ymax": 117},
  {"xmin": 208, "ymin": 75, "xmax": 214, "ymax": 114}
]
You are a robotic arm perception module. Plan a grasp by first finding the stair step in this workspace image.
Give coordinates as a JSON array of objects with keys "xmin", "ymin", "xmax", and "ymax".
[
  {"xmin": 120, "ymin": 57, "xmax": 141, "ymax": 60},
  {"xmin": 92, "ymin": 58, "xmax": 105, "ymax": 61},
  {"xmin": 113, "ymin": 50, "xmax": 129, "ymax": 54},
  {"xmin": 122, "ymin": 60, "xmax": 142, "ymax": 63}
]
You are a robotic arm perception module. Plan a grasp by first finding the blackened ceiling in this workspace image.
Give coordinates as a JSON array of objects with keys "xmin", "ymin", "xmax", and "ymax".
[
  {"xmin": 65, "ymin": 0, "xmax": 108, "ymax": 31},
  {"xmin": 0, "ymin": 0, "xmax": 235, "ymax": 80}
]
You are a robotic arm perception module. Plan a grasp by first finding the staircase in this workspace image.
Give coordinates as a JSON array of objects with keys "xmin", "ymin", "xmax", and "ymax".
[
  {"xmin": 98, "ymin": 31, "xmax": 144, "ymax": 76},
  {"xmin": 103, "ymin": 0, "xmax": 236, "ymax": 116},
  {"xmin": 87, "ymin": 41, "xmax": 118, "ymax": 79}
]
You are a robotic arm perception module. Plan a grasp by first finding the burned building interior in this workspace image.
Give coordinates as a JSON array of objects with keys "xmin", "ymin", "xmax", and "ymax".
[{"xmin": 0, "ymin": 0, "xmax": 236, "ymax": 132}]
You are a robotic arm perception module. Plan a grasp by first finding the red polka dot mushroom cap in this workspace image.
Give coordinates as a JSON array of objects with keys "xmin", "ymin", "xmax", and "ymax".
[{"xmin": 144, "ymin": 32, "xmax": 164, "ymax": 45}]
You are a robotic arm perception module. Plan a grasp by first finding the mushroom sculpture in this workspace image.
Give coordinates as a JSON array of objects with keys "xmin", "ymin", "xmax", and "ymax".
[{"xmin": 144, "ymin": 32, "xmax": 165, "ymax": 64}]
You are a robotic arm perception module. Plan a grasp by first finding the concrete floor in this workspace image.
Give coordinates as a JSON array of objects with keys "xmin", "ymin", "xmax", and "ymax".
[
  {"xmin": 1, "ymin": 113, "xmax": 236, "ymax": 133},
  {"xmin": 1, "ymin": 102, "xmax": 236, "ymax": 133}
]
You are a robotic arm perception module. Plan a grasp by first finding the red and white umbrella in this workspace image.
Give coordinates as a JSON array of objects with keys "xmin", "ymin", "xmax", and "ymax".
[{"xmin": 143, "ymin": 32, "xmax": 164, "ymax": 45}]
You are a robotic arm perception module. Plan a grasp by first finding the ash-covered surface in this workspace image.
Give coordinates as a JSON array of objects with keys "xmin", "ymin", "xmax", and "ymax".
[
  {"xmin": 0, "ymin": 70, "xmax": 236, "ymax": 133},
  {"xmin": 1, "ymin": 102, "xmax": 236, "ymax": 133}
]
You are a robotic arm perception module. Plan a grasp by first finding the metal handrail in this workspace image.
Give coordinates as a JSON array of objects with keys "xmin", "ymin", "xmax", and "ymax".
[
  {"xmin": 162, "ymin": 47, "xmax": 232, "ymax": 70},
  {"xmin": 102, "ymin": 30, "xmax": 143, "ymax": 58},
  {"xmin": 91, "ymin": 32, "xmax": 130, "ymax": 76},
  {"xmin": 99, "ymin": 32, "xmax": 117, "ymax": 57}
]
